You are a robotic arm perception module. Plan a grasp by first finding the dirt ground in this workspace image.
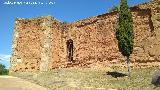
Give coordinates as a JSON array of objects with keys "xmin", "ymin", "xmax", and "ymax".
[
  {"xmin": 11, "ymin": 67, "xmax": 160, "ymax": 90},
  {"xmin": 0, "ymin": 76, "xmax": 49, "ymax": 90}
]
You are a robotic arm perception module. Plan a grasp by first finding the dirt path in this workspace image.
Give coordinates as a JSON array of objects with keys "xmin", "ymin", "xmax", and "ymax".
[{"xmin": 0, "ymin": 76, "xmax": 49, "ymax": 90}]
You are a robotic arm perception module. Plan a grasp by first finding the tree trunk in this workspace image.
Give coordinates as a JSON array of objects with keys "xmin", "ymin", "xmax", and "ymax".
[{"xmin": 127, "ymin": 56, "xmax": 131, "ymax": 77}]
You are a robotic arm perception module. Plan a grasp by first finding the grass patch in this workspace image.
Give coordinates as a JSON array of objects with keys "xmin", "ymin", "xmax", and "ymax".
[{"xmin": 11, "ymin": 67, "xmax": 160, "ymax": 90}]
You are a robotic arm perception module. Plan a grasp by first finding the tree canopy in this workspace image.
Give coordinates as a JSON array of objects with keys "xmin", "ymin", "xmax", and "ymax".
[
  {"xmin": 116, "ymin": 0, "xmax": 134, "ymax": 57},
  {"xmin": 0, "ymin": 63, "xmax": 9, "ymax": 75}
]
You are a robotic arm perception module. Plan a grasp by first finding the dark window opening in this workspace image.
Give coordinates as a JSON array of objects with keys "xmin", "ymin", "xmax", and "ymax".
[{"xmin": 66, "ymin": 39, "xmax": 73, "ymax": 62}]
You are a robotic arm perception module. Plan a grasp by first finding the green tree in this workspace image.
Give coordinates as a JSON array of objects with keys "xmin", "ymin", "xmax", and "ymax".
[
  {"xmin": 0, "ymin": 64, "xmax": 9, "ymax": 75},
  {"xmin": 116, "ymin": 0, "xmax": 134, "ymax": 77}
]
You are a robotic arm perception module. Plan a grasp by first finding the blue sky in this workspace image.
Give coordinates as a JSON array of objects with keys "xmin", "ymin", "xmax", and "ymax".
[{"xmin": 0, "ymin": 0, "xmax": 150, "ymax": 68}]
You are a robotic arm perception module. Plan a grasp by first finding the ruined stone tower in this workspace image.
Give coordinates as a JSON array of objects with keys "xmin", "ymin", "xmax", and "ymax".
[{"xmin": 10, "ymin": 0, "xmax": 160, "ymax": 72}]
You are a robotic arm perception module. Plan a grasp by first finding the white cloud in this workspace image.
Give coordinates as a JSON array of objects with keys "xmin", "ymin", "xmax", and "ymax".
[
  {"xmin": 0, "ymin": 54, "xmax": 11, "ymax": 61},
  {"xmin": 0, "ymin": 54, "xmax": 11, "ymax": 69}
]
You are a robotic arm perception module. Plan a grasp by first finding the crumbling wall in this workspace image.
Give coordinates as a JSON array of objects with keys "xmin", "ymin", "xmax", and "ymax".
[
  {"xmin": 64, "ymin": 13, "xmax": 121, "ymax": 68},
  {"xmin": 10, "ymin": 0, "xmax": 160, "ymax": 72},
  {"xmin": 39, "ymin": 16, "xmax": 53, "ymax": 71},
  {"xmin": 62, "ymin": 8, "xmax": 156, "ymax": 68},
  {"xmin": 10, "ymin": 18, "xmax": 43, "ymax": 72},
  {"xmin": 10, "ymin": 16, "xmax": 55, "ymax": 72},
  {"xmin": 134, "ymin": 0, "xmax": 160, "ymax": 67},
  {"xmin": 49, "ymin": 21, "xmax": 65, "ymax": 69}
]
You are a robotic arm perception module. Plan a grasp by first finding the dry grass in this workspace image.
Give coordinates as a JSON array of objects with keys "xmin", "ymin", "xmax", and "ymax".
[{"xmin": 11, "ymin": 67, "xmax": 160, "ymax": 90}]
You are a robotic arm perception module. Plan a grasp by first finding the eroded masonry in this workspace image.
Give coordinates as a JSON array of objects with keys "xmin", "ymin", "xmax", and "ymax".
[{"xmin": 10, "ymin": 0, "xmax": 160, "ymax": 72}]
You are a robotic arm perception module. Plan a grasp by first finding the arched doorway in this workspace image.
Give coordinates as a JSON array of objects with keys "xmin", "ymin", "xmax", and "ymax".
[{"xmin": 66, "ymin": 39, "xmax": 73, "ymax": 62}]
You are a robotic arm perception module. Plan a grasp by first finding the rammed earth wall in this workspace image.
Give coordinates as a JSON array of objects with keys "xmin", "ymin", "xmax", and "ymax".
[{"xmin": 10, "ymin": 1, "xmax": 160, "ymax": 72}]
